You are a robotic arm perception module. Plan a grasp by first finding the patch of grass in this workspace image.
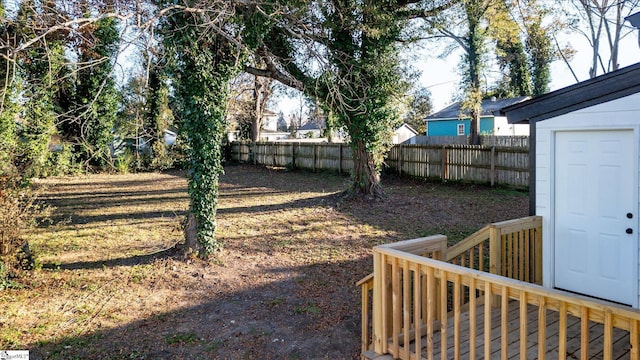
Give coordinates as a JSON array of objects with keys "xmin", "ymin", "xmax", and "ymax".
[
  {"xmin": 295, "ymin": 303, "xmax": 321, "ymax": 315},
  {"xmin": 206, "ymin": 339, "xmax": 224, "ymax": 353},
  {"xmin": 0, "ymin": 327, "xmax": 22, "ymax": 347},
  {"xmin": 130, "ymin": 264, "xmax": 153, "ymax": 283},
  {"xmin": 491, "ymin": 185, "xmax": 529, "ymax": 196},
  {"xmin": 153, "ymin": 312, "xmax": 169, "ymax": 322},
  {"xmin": 7, "ymin": 165, "xmax": 528, "ymax": 358},
  {"xmin": 165, "ymin": 332, "xmax": 199, "ymax": 345},
  {"xmin": 208, "ymin": 256, "xmax": 225, "ymax": 266},
  {"xmin": 119, "ymin": 350, "xmax": 145, "ymax": 359},
  {"xmin": 269, "ymin": 297, "xmax": 284, "ymax": 307},
  {"xmin": 43, "ymin": 335, "xmax": 91, "ymax": 358},
  {"xmin": 32, "ymin": 323, "xmax": 50, "ymax": 335}
]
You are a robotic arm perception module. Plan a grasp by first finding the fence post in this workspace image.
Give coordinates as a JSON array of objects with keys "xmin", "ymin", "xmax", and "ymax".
[
  {"xmin": 313, "ymin": 144, "xmax": 317, "ymax": 172},
  {"xmin": 490, "ymin": 146, "xmax": 496, "ymax": 186},
  {"xmin": 441, "ymin": 145, "xmax": 447, "ymax": 182},
  {"xmin": 338, "ymin": 143, "xmax": 343, "ymax": 174},
  {"xmin": 398, "ymin": 145, "xmax": 403, "ymax": 175},
  {"xmin": 273, "ymin": 143, "xmax": 277, "ymax": 166},
  {"xmin": 252, "ymin": 142, "xmax": 257, "ymax": 165},
  {"xmin": 291, "ymin": 143, "xmax": 296, "ymax": 169}
]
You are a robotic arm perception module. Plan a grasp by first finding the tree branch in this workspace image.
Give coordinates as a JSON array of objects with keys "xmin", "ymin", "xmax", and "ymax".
[
  {"xmin": 244, "ymin": 62, "xmax": 304, "ymax": 91},
  {"xmin": 399, "ymin": 1, "xmax": 458, "ymax": 20}
]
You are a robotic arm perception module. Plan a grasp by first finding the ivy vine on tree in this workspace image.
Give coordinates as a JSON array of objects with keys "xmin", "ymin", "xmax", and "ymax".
[{"xmin": 161, "ymin": 5, "xmax": 243, "ymax": 257}]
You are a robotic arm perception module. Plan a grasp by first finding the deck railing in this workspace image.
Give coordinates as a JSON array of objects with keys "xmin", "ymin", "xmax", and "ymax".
[
  {"xmin": 359, "ymin": 235, "xmax": 447, "ymax": 354},
  {"xmin": 370, "ymin": 245, "xmax": 640, "ymax": 360},
  {"xmin": 446, "ymin": 215, "xmax": 542, "ymax": 284},
  {"xmin": 359, "ymin": 216, "xmax": 543, "ymax": 354}
]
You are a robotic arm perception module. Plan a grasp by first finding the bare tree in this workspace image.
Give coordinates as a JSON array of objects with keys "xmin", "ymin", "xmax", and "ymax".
[
  {"xmin": 423, "ymin": 0, "xmax": 496, "ymax": 144},
  {"xmin": 564, "ymin": 0, "xmax": 640, "ymax": 77},
  {"xmin": 227, "ymin": 71, "xmax": 275, "ymax": 141},
  {"xmin": 251, "ymin": 73, "xmax": 273, "ymax": 142}
]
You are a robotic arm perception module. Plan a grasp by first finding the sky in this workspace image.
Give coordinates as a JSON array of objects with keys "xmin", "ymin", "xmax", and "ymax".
[
  {"xmin": 419, "ymin": 29, "xmax": 640, "ymax": 111},
  {"xmin": 277, "ymin": 26, "xmax": 640, "ymax": 116}
]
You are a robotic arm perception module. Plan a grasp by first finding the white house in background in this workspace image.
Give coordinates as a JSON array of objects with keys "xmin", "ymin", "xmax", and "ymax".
[
  {"xmin": 260, "ymin": 109, "xmax": 280, "ymax": 132},
  {"xmin": 297, "ymin": 121, "xmax": 324, "ymax": 138},
  {"xmin": 259, "ymin": 110, "xmax": 290, "ymax": 140},
  {"xmin": 501, "ymin": 62, "xmax": 640, "ymax": 308},
  {"xmin": 259, "ymin": 129, "xmax": 290, "ymax": 141},
  {"xmin": 227, "ymin": 109, "xmax": 287, "ymax": 141},
  {"xmin": 393, "ymin": 123, "xmax": 419, "ymax": 144},
  {"xmin": 426, "ymin": 96, "xmax": 530, "ymax": 136}
]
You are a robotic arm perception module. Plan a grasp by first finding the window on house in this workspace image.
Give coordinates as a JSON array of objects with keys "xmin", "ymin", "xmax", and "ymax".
[{"xmin": 457, "ymin": 123, "xmax": 465, "ymax": 136}]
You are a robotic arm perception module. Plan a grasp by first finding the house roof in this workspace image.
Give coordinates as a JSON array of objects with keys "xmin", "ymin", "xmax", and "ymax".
[
  {"xmin": 261, "ymin": 129, "xmax": 290, "ymax": 134},
  {"xmin": 426, "ymin": 96, "xmax": 529, "ymax": 120},
  {"xmin": 263, "ymin": 109, "xmax": 278, "ymax": 117},
  {"xmin": 397, "ymin": 123, "xmax": 418, "ymax": 135},
  {"xmin": 501, "ymin": 62, "xmax": 640, "ymax": 124},
  {"xmin": 299, "ymin": 121, "xmax": 323, "ymax": 131}
]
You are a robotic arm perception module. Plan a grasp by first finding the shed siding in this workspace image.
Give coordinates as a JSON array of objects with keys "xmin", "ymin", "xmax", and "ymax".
[
  {"xmin": 536, "ymin": 92, "xmax": 640, "ymax": 308},
  {"xmin": 493, "ymin": 117, "xmax": 512, "ymax": 135},
  {"xmin": 494, "ymin": 116, "xmax": 531, "ymax": 136}
]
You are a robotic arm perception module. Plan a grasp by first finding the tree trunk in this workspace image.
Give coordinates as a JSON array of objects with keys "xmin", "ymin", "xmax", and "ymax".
[
  {"xmin": 251, "ymin": 78, "xmax": 263, "ymax": 142},
  {"xmin": 469, "ymin": 107, "xmax": 481, "ymax": 145},
  {"xmin": 183, "ymin": 212, "xmax": 199, "ymax": 255},
  {"xmin": 351, "ymin": 140, "xmax": 383, "ymax": 198},
  {"xmin": 465, "ymin": 4, "xmax": 483, "ymax": 146}
]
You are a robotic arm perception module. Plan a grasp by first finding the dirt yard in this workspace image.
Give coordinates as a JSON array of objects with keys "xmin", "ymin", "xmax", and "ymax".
[{"xmin": 1, "ymin": 164, "xmax": 529, "ymax": 359}]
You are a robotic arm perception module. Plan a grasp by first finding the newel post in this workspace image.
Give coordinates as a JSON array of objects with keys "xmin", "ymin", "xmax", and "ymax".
[
  {"xmin": 435, "ymin": 237, "xmax": 447, "ymax": 323},
  {"xmin": 372, "ymin": 249, "xmax": 385, "ymax": 354},
  {"xmin": 489, "ymin": 225, "xmax": 502, "ymax": 307},
  {"xmin": 489, "ymin": 225, "xmax": 501, "ymax": 275}
]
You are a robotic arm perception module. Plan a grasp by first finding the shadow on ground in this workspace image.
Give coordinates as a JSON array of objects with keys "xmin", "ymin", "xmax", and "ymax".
[
  {"xmin": 41, "ymin": 246, "xmax": 182, "ymax": 270},
  {"xmin": 31, "ymin": 257, "xmax": 368, "ymax": 360},
  {"xmin": 25, "ymin": 164, "xmax": 528, "ymax": 360}
]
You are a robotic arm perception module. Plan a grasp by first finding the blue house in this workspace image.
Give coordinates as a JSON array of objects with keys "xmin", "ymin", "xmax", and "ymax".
[{"xmin": 425, "ymin": 96, "xmax": 530, "ymax": 136}]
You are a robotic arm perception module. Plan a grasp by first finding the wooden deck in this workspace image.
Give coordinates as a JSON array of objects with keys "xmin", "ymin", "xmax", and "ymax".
[{"xmin": 364, "ymin": 300, "xmax": 632, "ymax": 360}]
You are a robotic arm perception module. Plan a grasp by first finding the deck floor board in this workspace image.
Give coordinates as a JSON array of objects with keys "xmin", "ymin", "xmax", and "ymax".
[{"xmin": 371, "ymin": 300, "xmax": 632, "ymax": 360}]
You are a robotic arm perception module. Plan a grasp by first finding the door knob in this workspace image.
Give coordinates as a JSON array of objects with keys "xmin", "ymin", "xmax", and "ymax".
[{"xmin": 627, "ymin": 228, "xmax": 633, "ymax": 234}]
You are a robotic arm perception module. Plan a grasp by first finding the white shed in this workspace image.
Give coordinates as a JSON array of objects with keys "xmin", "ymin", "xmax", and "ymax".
[
  {"xmin": 393, "ymin": 123, "xmax": 419, "ymax": 144},
  {"xmin": 502, "ymin": 63, "xmax": 640, "ymax": 308}
]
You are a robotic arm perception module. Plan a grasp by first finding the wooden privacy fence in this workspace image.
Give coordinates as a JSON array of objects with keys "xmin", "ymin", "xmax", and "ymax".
[
  {"xmin": 387, "ymin": 144, "xmax": 529, "ymax": 187},
  {"xmin": 230, "ymin": 141, "xmax": 353, "ymax": 174},
  {"xmin": 230, "ymin": 141, "xmax": 529, "ymax": 187},
  {"xmin": 411, "ymin": 135, "xmax": 529, "ymax": 147}
]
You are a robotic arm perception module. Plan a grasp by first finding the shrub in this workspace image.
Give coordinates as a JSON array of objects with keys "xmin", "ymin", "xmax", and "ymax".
[
  {"xmin": 150, "ymin": 141, "xmax": 174, "ymax": 171},
  {"xmin": 43, "ymin": 144, "xmax": 83, "ymax": 177},
  {"xmin": 115, "ymin": 148, "xmax": 135, "ymax": 174},
  {"xmin": 151, "ymin": 137, "xmax": 189, "ymax": 171},
  {"xmin": 0, "ymin": 171, "xmax": 49, "ymax": 280}
]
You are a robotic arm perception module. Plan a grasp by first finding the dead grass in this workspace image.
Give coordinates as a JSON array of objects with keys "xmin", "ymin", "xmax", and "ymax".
[{"xmin": 0, "ymin": 164, "xmax": 528, "ymax": 359}]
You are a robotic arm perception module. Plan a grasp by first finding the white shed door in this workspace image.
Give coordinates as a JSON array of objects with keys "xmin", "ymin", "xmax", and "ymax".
[{"xmin": 554, "ymin": 130, "xmax": 637, "ymax": 305}]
